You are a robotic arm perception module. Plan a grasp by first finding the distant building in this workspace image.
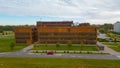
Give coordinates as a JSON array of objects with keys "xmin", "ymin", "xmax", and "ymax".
[
  {"xmin": 14, "ymin": 21, "xmax": 97, "ymax": 45},
  {"xmin": 79, "ymin": 23, "xmax": 90, "ymax": 26},
  {"xmin": 114, "ymin": 21, "xmax": 120, "ymax": 33},
  {"xmin": 14, "ymin": 27, "xmax": 37, "ymax": 44}
]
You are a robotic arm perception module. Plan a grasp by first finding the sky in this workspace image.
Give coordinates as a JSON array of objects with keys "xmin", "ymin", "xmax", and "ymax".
[{"xmin": 0, "ymin": 0, "xmax": 120, "ymax": 25}]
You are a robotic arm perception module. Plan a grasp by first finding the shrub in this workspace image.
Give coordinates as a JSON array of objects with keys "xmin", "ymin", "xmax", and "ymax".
[
  {"xmin": 64, "ymin": 51, "xmax": 66, "ymax": 53},
  {"xmin": 67, "ymin": 51, "xmax": 69, "ymax": 53},
  {"xmin": 87, "ymin": 51, "xmax": 90, "ymax": 54},
  {"xmin": 36, "ymin": 50, "xmax": 38, "ymax": 53},
  {"xmin": 10, "ymin": 42, "xmax": 15, "ymax": 50}
]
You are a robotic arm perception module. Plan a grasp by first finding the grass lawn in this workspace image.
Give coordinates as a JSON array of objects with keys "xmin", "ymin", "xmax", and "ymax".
[
  {"xmin": 32, "ymin": 45, "xmax": 98, "ymax": 51},
  {"xmin": 102, "ymin": 42, "xmax": 120, "ymax": 52},
  {"xmin": 0, "ymin": 35, "xmax": 27, "ymax": 52},
  {"xmin": 0, "ymin": 57, "xmax": 119, "ymax": 68}
]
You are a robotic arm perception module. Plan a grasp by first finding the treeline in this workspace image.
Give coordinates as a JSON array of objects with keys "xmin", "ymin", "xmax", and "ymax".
[
  {"xmin": 0, "ymin": 26, "xmax": 15, "ymax": 33},
  {"xmin": 0, "ymin": 25, "xmax": 35, "ymax": 33},
  {"xmin": 98, "ymin": 23, "xmax": 113, "ymax": 33}
]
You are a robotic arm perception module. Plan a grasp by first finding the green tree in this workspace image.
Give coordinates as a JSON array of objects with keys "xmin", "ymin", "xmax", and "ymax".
[
  {"xmin": 10, "ymin": 42, "xmax": 15, "ymax": 50},
  {"xmin": 56, "ymin": 42, "xmax": 60, "ymax": 47},
  {"xmin": 111, "ymin": 34, "xmax": 117, "ymax": 43},
  {"xmin": 67, "ymin": 40, "xmax": 72, "ymax": 50},
  {"xmin": 34, "ymin": 43, "xmax": 37, "ymax": 48},
  {"xmin": 45, "ymin": 42, "xmax": 48, "ymax": 47},
  {"xmin": 80, "ymin": 42, "xmax": 84, "ymax": 51}
]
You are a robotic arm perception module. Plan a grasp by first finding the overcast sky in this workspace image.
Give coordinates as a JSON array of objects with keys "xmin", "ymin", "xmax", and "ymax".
[{"xmin": 0, "ymin": 0, "xmax": 120, "ymax": 25}]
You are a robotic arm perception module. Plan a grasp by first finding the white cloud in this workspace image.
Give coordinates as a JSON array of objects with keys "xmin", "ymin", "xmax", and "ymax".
[{"xmin": 0, "ymin": 0, "xmax": 120, "ymax": 24}]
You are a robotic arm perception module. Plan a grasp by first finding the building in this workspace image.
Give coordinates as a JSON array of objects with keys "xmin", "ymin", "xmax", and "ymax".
[
  {"xmin": 14, "ymin": 27, "xmax": 37, "ymax": 44},
  {"xmin": 79, "ymin": 23, "xmax": 90, "ymax": 26},
  {"xmin": 37, "ymin": 21, "xmax": 97, "ymax": 44},
  {"xmin": 14, "ymin": 21, "xmax": 97, "ymax": 45},
  {"xmin": 37, "ymin": 21, "xmax": 73, "ymax": 28},
  {"xmin": 114, "ymin": 21, "xmax": 120, "ymax": 33}
]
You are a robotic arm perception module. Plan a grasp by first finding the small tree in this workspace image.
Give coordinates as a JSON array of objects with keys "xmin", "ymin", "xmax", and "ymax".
[
  {"xmin": 80, "ymin": 42, "xmax": 84, "ymax": 51},
  {"xmin": 10, "ymin": 42, "xmax": 15, "ymax": 50},
  {"xmin": 67, "ymin": 40, "xmax": 72, "ymax": 50},
  {"xmin": 56, "ymin": 42, "xmax": 60, "ymax": 47},
  {"xmin": 34, "ymin": 43, "xmax": 37, "ymax": 47},
  {"xmin": 45, "ymin": 42, "xmax": 48, "ymax": 47},
  {"xmin": 67, "ymin": 40, "xmax": 72, "ymax": 47},
  {"xmin": 34, "ymin": 43, "xmax": 38, "ymax": 50}
]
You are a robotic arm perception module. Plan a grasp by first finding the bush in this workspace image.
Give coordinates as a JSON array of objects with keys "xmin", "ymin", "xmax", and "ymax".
[
  {"xmin": 97, "ymin": 38, "xmax": 109, "ymax": 42},
  {"xmin": 10, "ymin": 42, "xmax": 15, "ymax": 50},
  {"xmin": 36, "ymin": 50, "xmax": 38, "ymax": 53},
  {"xmin": 87, "ymin": 51, "xmax": 90, "ymax": 54},
  {"xmin": 64, "ymin": 51, "xmax": 66, "ymax": 53},
  {"xmin": 67, "ymin": 51, "xmax": 69, "ymax": 53}
]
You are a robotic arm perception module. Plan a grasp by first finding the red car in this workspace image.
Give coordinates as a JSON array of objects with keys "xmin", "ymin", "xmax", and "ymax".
[{"xmin": 47, "ymin": 51, "xmax": 54, "ymax": 55}]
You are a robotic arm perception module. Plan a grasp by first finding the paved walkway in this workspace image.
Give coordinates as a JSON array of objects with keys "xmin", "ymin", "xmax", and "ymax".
[
  {"xmin": 98, "ymin": 42, "xmax": 120, "ymax": 56},
  {"xmin": 19, "ymin": 44, "xmax": 34, "ymax": 53},
  {"xmin": 104, "ymin": 46, "xmax": 120, "ymax": 55}
]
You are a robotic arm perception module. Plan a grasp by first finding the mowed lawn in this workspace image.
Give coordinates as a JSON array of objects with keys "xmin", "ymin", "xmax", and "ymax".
[
  {"xmin": 102, "ymin": 42, "xmax": 120, "ymax": 52},
  {"xmin": 33, "ymin": 45, "xmax": 98, "ymax": 51},
  {"xmin": 0, "ymin": 57, "xmax": 119, "ymax": 68},
  {"xmin": 0, "ymin": 35, "xmax": 27, "ymax": 52}
]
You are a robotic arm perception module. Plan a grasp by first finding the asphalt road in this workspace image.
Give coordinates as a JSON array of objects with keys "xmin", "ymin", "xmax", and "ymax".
[
  {"xmin": 0, "ymin": 52, "xmax": 119, "ymax": 59},
  {"xmin": 0, "ymin": 44, "xmax": 120, "ymax": 60}
]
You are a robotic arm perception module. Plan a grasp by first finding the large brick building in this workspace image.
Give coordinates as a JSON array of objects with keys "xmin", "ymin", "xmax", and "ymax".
[{"xmin": 14, "ymin": 21, "xmax": 97, "ymax": 45}]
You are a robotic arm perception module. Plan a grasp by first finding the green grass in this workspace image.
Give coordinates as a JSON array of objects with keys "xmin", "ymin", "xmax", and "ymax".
[
  {"xmin": 0, "ymin": 57, "xmax": 119, "ymax": 68},
  {"xmin": 33, "ymin": 45, "xmax": 98, "ymax": 51},
  {"xmin": 0, "ymin": 35, "xmax": 27, "ymax": 52},
  {"xmin": 102, "ymin": 42, "xmax": 120, "ymax": 52}
]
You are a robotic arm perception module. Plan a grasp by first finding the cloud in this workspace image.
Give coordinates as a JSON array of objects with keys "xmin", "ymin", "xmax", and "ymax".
[{"xmin": 0, "ymin": 0, "xmax": 120, "ymax": 24}]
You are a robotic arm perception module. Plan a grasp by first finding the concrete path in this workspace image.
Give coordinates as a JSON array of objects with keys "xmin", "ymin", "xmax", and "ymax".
[
  {"xmin": 98, "ymin": 42, "xmax": 120, "ymax": 59},
  {"xmin": 19, "ymin": 44, "xmax": 34, "ymax": 53},
  {"xmin": 104, "ymin": 46, "xmax": 120, "ymax": 55},
  {"xmin": 98, "ymin": 42, "xmax": 120, "ymax": 55}
]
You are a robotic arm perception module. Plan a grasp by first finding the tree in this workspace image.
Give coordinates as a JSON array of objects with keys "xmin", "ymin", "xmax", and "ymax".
[
  {"xmin": 80, "ymin": 42, "xmax": 84, "ymax": 51},
  {"xmin": 45, "ymin": 42, "xmax": 48, "ymax": 47},
  {"xmin": 34, "ymin": 43, "xmax": 38, "ymax": 48},
  {"xmin": 67, "ymin": 40, "xmax": 72, "ymax": 50},
  {"xmin": 56, "ymin": 42, "xmax": 60, "ymax": 47},
  {"xmin": 10, "ymin": 42, "xmax": 15, "ymax": 50},
  {"xmin": 111, "ymin": 34, "xmax": 117, "ymax": 43}
]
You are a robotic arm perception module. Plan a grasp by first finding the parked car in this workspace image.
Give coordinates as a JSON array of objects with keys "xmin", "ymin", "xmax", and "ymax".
[{"xmin": 47, "ymin": 51, "xmax": 54, "ymax": 55}]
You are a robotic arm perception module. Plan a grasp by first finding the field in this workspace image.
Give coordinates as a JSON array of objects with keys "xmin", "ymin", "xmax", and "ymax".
[
  {"xmin": 33, "ymin": 45, "xmax": 98, "ymax": 51},
  {"xmin": 102, "ymin": 42, "xmax": 120, "ymax": 52},
  {"xmin": 0, "ymin": 35, "xmax": 27, "ymax": 52},
  {"xmin": 0, "ymin": 57, "xmax": 119, "ymax": 68}
]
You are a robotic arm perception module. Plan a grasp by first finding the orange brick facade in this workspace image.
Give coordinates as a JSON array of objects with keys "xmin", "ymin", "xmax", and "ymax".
[{"xmin": 14, "ymin": 21, "xmax": 97, "ymax": 45}]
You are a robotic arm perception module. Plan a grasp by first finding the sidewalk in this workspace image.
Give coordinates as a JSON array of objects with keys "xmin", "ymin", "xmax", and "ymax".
[{"xmin": 104, "ymin": 46, "xmax": 120, "ymax": 55}]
